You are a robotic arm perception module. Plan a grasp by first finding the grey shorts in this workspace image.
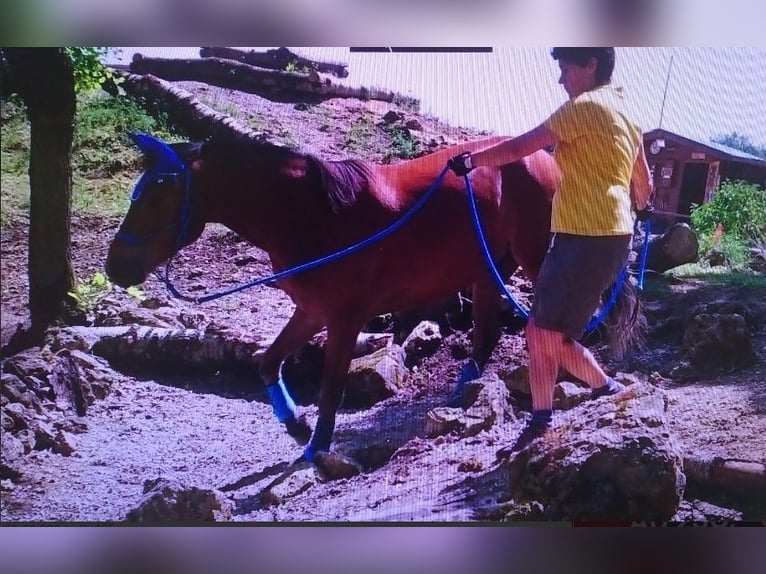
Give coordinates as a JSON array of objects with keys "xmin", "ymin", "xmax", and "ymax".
[{"xmin": 530, "ymin": 233, "xmax": 632, "ymax": 340}]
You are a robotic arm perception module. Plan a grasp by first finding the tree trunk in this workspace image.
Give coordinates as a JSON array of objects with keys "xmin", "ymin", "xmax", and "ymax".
[
  {"xmin": 635, "ymin": 223, "xmax": 699, "ymax": 274},
  {"xmin": 128, "ymin": 54, "xmax": 418, "ymax": 107},
  {"xmin": 117, "ymin": 72, "xmax": 262, "ymax": 142},
  {"xmin": 3, "ymin": 49, "xmax": 76, "ymax": 340},
  {"xmin": 200, "ymin": 47, "xmax": 349, "ymax": 78}
]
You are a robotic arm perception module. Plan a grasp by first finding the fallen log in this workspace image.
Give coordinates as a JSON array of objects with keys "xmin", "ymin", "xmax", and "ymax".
[
  {"xmin": 684, "ymin": 454, "xmax": 766, "ymax": 509},
  {"xmin": 634, "ymin": 222, "xmax": 699, "ymax": 274},
  {"xmin": 200, "ymin": 47, "xmax": 349, "ymax": 78},
  {"xmin": 115, "ymin": 71, "xmax": 263, "ymax": 142},
  {"xmin": 128, "ymin": 54, "xmax": 418, "ymax": 107},
  {"xmin": 50, "ymin": 325, "xmax": 391, "ymax": 371}
]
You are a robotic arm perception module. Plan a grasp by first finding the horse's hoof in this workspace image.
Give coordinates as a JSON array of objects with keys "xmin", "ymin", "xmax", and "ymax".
[
  {"xmin": 446, "ymin": 390, "xmax": 465, "ymax": 409},
  {"xmin": 285, "ymin": 414, "xmax": 312, "ymax": 446},
  {"xmin": 311, "ymin": 451, "xmax": 363, "ymax": 481}
]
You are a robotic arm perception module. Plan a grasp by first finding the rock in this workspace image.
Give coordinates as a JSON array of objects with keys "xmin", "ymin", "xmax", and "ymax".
[
  {"xmin": 1, "ymin": 433, "xmax": 24, "ymax": 480},
  {"xmin": 52, "ymin": 430, "xmax": 77, "ymax": 456},
  {"xmin": 553, "ymin": 381, "xmax": 591, "ymax": 410},
  {"xmin": 404, "ymin": 118, "xmax": 423, "ymax": 131},
  {"xmin": 402, "ymin": 320, "xmax": 442, "ymax": 366},
  {"xmin": 4, "ymin": 403, "xmax": 31, "ymax": 430},
  {"xmin": 681, "ymin": 313, "xmax": 756, "ymax": 370},
  {"xmin": 54, "ymin": 416, "xmax": 89, "ymax": 434},
  {"xmin": 382, "ymin": 110, "xmax": 404, "ymax": 124},
  {"xmin": 672, "ymin": 499, "xmax": 743, "ymax": 523},
  {"xmin": 502, "ymin": 500, "xmax": 545, "ymax": 522},
  {"xmin": 342, "ymin": 344, "xmax": 409, "ymax": 409},
  {"xmin": 425, "ymin": 374, "xmax": 515, "ymax": 437},
  {"xmin": 1, "ymin": 408, "xmax": 14, "ymax": 432},
  {"xmin": 499, "ymin": 365, "xmax": 531, "ymax": 396},
  {"xmin": 16, "ymin": 428, "xmax": 36, "ymax": 454},
  {"xmin": 34, "ymin": 420, "xmax": 58, "ymax": 450},
  {"xmin": 1, "ymin": 377, "xmax": 44, "ymax": 414},
  {"xmin": 706, "ymin": 249, "xmax": 727, "ymax": 267},
  {"xmin": 261, "ymin": 467, "xmax": 315, "ymax": 506},
  {"xmin": 125, "ymin": 478, "xmax": 233, "ymax": 522},
  {"xmin": 504, "ymin": 382, "xmax": 685, "ymax": 521}
]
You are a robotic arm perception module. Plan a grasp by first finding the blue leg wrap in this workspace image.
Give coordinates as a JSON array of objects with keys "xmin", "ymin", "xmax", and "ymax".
[
  {"xmin": 265, "ymin": 377, "xmax": 297, "ymax": 423},
  {"xmin": 457, "ymin": 359, "xmax": 481, "ymax": 387},
  {"xmin": 447, "ymin": 359, "xmax": 481, "ymax": 407},
  {"xmin": 303, "ymin": 418, "xmax": 334, "ymax": 462}
]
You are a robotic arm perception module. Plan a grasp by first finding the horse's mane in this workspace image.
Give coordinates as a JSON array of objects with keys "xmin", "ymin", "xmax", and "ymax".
[{"xmin": 172, "ymin": 139, "xmax": 373, "ymax": 213}]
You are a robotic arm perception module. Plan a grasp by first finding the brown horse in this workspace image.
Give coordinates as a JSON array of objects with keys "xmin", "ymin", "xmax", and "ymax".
[{"xmin": 105, "ymin": 133, "xmax": 574, "ymax": 478}]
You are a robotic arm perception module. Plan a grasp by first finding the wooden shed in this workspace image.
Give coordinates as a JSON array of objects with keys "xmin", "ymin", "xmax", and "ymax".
[{"xmin": 643, "ymin": 128, "xmax": 766, "ymax": 231}]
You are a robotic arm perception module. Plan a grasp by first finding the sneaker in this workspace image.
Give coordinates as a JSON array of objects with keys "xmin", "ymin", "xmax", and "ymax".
[
  {"xmin": 496, "ymin": 410, "xmax": 552, "ymax": 460},
  {"xmin": 590, "ymin": 379, "xmax": 627, "ymax": 400}
]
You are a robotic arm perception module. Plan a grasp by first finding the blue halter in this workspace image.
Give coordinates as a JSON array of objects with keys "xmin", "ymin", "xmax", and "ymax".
[{"xmin": 115, "ymin": 133, "xmax": 193, "ymax": 248}]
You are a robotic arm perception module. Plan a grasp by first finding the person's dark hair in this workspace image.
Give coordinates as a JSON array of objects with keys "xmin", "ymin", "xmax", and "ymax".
[{"xmin": 551, "ymin": 47, "xmax": 615, "ymax": 84}]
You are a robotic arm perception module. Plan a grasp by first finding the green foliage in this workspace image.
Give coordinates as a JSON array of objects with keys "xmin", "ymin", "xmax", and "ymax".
[
  {"xmin": 68, "ymin": 271, "xmax": 144, "ymax": 310},
  {"xmin": 73, "ymin": 94, "xmax": 176, "ymax": 177},
  {"xmin": 382, "ymin": 124, "xmax": 422, "ymax": 162},
  {"xmin": 65, "ymin": 47, "xmax": 122, "ymax": 94},
  {"xmin": 690, "ymin": 180, "xmax": 766, "ymax": 239},
  {"xmin": 1, "ymin": 96, "xmax": 31, "ymax": 227},
  {"xmin": 690, "ymin": 179, "xmax": 766, "ymax": 268},
  {"xmin": 711, "ymin": 132, "xmax": 766, "ymax": 159},
  {"xmin": 68, "ymin": 271, "xmax": 112, "ymax": 309},
  {"xmin": 392, "ymin": 93, "xmax": 420, "ymax": 113},
  {"xmin": 346, "ymin": 116, "xmax": 375, "ymax": 155},
  {"xmin": 2, "ymin": 92, "xmax": 177, "ymax": 225},
  {"xmin": 283, "ymin": 60, "xmax": 311, "ymax": 74}
]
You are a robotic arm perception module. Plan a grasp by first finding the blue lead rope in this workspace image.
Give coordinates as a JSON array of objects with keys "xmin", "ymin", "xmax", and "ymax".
[
  {"xmin": 154, "ymin": 161, "xmax": 650, "ymax": 333},
  {"xmin": 462, "ymin": 173, "xmax": 651, "ymax": 332},
  {"xmin": 158, "ymin": 166, "xmax": 451, "ymax": 303}
]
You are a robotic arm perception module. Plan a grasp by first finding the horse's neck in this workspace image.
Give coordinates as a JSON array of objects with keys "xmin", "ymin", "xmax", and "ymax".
[{"xmin": 199, "ymin": 176, "xmax": 328, "ymax": 253}]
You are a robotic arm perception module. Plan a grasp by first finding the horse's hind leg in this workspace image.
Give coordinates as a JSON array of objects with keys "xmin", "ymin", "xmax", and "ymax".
[
  {"xmin": 448, "ymin": 254, "xmax": 518, "ymax": 407},
  {"xmin": 260, "ymin": 308, "xmax": 325, "ymax": 445}
]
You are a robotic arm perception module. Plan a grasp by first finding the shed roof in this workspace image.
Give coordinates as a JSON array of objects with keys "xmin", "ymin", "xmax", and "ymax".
[{"xmin": 644, "ymin": 128, "xmax": 766, "ymax": 167}]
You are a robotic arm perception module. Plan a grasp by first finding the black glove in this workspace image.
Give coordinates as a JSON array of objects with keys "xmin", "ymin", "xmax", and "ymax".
[
  {"xmin": 635, "ymin": 204, "xmax": 655, "ymax": 222},
  {"xmin": 448, "ymin": 151, "xmax": 475, "ymax": 177}
]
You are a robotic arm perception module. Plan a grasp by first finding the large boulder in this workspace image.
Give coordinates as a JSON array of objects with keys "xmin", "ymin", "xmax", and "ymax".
[
  {"xmin": 425, "ymin": 373, "xmax": 516, "ymax": 438},
  {"xmin": 342, "ymin": 344, "xmax": 409, "ymax": 409},
  {"xmin": 504, "ymin": 382, "xmax": 685, "ymax": 521},
  {"xmin": 681, "ymin": 313, "xmax": 756, "ymax": 370},
  {"xmin": 125, "ymin": 478, "xmax": 233, "ymax": 522}
]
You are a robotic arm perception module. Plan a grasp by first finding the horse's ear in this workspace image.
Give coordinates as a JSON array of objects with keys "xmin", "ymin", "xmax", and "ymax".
[{"xmin": 126, "ymin": 132, "xmax": 185, "ymax": 172}]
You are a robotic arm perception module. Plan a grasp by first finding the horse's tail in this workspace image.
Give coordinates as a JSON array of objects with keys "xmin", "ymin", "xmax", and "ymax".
[{"xmin": 601, "ymin": 273, "xmax": 647, "ymax": 360}]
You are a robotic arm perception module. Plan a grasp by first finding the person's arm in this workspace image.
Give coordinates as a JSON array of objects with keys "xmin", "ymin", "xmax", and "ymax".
[
  {"xmin": 630, "ymin": 139, "xmax": 653, "ymax": 210},
  {"xmin": 448, "ymin": 123, "xmax": 560, "ymax": 175},
  {"xmin": 472, "ymin": 124, "xmax": 560, "ymax": 167}
]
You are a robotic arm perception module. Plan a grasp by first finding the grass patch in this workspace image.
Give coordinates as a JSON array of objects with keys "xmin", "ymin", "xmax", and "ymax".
[
  {"xmin": 346, "ymin": 115, "xmax": 375, "ymax": 155},
  {"xmin": 1, "ymin": 93, "xmax": 178, "ymax": 226},
  {"xmin": 382, "ymin": 124, "xmax": 422, "ymax": 162},
  {"xmin": 665, "ymin": 263, "xmax": 766, "ymax": 289}
]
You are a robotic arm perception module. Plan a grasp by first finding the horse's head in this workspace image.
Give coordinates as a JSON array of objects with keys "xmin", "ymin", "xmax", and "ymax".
[{"xmin": 105, "ymin": 133, "xmax": 205, "ymax": 288}]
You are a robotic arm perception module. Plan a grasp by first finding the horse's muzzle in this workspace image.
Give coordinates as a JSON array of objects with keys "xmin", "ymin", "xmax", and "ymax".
[{"xmin": 105, "ymin": 249, "xmax": 148, "ymax": 288}]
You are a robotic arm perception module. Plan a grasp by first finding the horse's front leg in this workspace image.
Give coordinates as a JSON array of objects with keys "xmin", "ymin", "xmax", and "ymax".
[
  {"xmin": 304, "ymin": 319, "xmax": 364, "ymax": 480},
  {"xmin": 259, "ymin": 308, "xmax": 324, "ymax": 445}
]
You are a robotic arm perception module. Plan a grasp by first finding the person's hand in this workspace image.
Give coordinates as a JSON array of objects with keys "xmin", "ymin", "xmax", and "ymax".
[
  {"xmin": 448, "ymin": 151, "xmax": 475, "ymax": 177},
  {"xmin": 635, "ymin": 204, "xmax": 655, "ymax": 222}
]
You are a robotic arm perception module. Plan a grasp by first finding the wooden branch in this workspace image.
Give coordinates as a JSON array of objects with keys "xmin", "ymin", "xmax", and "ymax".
[
  {"xmin": 128, "ymin": 54, "xmax": 418, "ymax": 107},
  {"xmin": 116, "ymin": 71, "xmax": 264, "ymax": 142},
  {"xmin": 200, "ymin": 47, "xmax": 349, "ymax": 78}
]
